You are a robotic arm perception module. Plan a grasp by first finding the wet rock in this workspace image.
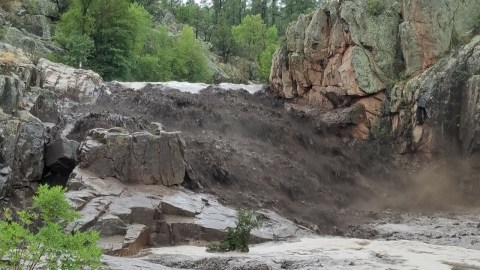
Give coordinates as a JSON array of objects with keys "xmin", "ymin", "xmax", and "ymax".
[
  {"xmin": 29, "ymin": 89, "xmax": 59, "ymax": 123},
  {"xmin": 109, "ymin": 194, "xmax": 161, "ymax": 225},
  {"xmin": 401, "ymin": 0, "xmax": 479, "ymax": 75},
  {"xmin": 65, "ymin": 189, "xmax": 96, "ymax": 210},
  {"xmin": 119, "ymin": 224, "xmax": 150, "ymax": 256},
  {"xmin": 99, "ymin": 236, "xmax": 125, "ymax": 255},
  {"xmin": 161, "ymin": 190, "xmax": 309, "ymax": 243},
  {"xmin": 68, "ymin": 196, "xmax": 112, "ymax": 232},
  {"xmin": 392, "ymin": 37, "xmax": 480, "ymax": 155},
  {"xmin": 65, "ymin": 167, "xmax": 309, "ymax": 254},
  {"xmin": 45, "ymin": 136, "xmax": 79, "ymax": 175},
  {"xmin": 460, "ymin": 75, "xmax": 480, "ymax": 155},
  {"xmin": 79, "ymin": 128, "xmax": 186, "ymax": 186},
  {"xmin": 66, "ymin": 167, "xmax": 125, "ymax": 202},
  {"xmin": 102, "ymin": 255, "xmax": 173, "ymax": 270},
  {"xmin": 161, "ymin": 191, "xmax": 205, "ymax": 217},
  {"xmin": 253, "ymin": 210, "xmax": 306, "ymax": 240},
  {"xmin": 93, "ymin": 214, "xmax": 127, "ymax": 237},
  {"xmin": 0, "ymin": 75, "xmax": 26, "ymax": 113},
  {"xmin": 0, "ymin": 112, "xmax": 45, "ymax": 186}
]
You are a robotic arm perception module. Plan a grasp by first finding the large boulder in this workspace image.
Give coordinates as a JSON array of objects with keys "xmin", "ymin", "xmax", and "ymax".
[
  {"xmin": 37, "ymin": 59, "xmax": 102, "ymax": 103},
  {"xmin": 29, "ymin": 89, "xmax": 59, "ymax": 123},
  {"xmin": 0, "ymin": 110, "xmax": 45, "ymax": 187},
  {"xmin": 79, "ymin": 128, "xmax": 186, "ymax": 186},
  {"xmin": 0, "ymin": 75, "xmax": 26, "ymax": 113},
  {"xmin": 44, "ymin": 136, "xmax": 79, "ymax": 175}
]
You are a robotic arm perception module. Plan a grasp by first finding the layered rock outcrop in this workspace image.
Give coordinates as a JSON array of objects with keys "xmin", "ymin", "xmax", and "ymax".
[
  {"xmin": 37, "ymin": 59, "xmax": 102, "ymax": 103},
  {"xmin": 79, "ymin": 128, "xmax": 186, "ymax": 186},
  {"xmin": 0, "ymin": 41, "xmax": 103, "ymax": 198},
  {"xmin": 65, "ymin": 167, "xmax": 309, "ymax": 255},
  {"xmin": 270, "ymin": 0, "xmax": 480, "ymax": 141}
]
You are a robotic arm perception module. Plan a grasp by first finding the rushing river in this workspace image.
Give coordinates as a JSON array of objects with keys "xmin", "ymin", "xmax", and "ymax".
[
  {"xmin": 104, "ymin": 236, "xmax": 480, "ymax": 269},
  {"xmin": 116, "ymin": 81, "xmax": 264, "ymax": 94}
]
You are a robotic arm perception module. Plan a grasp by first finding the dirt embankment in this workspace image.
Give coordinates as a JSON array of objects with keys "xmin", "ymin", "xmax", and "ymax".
[{"xmin": 70, "ymin": 84, "xmax": 478, "ymax": 234}]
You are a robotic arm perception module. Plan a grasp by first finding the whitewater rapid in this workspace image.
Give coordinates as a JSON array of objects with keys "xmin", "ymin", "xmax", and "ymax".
[
  {"xmin": 116, "ymin": 81, "xmax": 264, "ymax": 94},
  {"xmin": 144, "ymin": 237, "xmax": 480, "ymax": 269},
  {"xmin": 103, "ymin": 236, "xmax": 480, "ymax": 269}
]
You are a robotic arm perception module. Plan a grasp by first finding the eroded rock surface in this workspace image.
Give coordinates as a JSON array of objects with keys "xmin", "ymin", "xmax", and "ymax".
[
  {"xmin": 270, "ymin": 0, "xmax": 480, "ymax": 139},
  {"xmin": 37, "ymin": 59, "xmax": 102, "ymax": 103},
  {"xmin": 0, "ymin": 41, "xmax": 103, "ymax": 199},
  {"xmin": 65, "ymin": 167, "xmax": 310, "ymax": 256},
  {"xmin": 390, "ymin": 37, "xmax": 480, "ymax": 156},
  {"xmin": 79, "ymin": 128, "xmax": 186, "ymax": 186},
  {"xmin": 0, "ymin": 110, "xmax": 45, "ymax": 189}
]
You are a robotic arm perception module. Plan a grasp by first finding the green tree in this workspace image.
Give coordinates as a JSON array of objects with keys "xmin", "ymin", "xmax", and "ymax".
[
  {"xmin": 133, "ymin": 26, "xmax": 175, "ymax": 81},
  {"xmin": 172, "ymin": 26, "xmax": 211, "ymax": 82},
  {"xmin": 251, "ymin": 0, "xmax": 268, "ymax": 21},
  {"xmin": 212, "ymin": 16, "xmax": 237, "ymax": 62},
  {"xmin": 89, "ymin": 0, "xmax": 151, "ymax": 80},
  {"xmin": 54, "ymin": 33, "xmax": 94, "ymax": 68},
  {"xmin": 0, "ymin": 185, "xmax": 102, "ymax": 270},
  {"xmin": 55, "ymin": 0, "xmax": 152, "ymax": 80},
  {"xmin": 232, "ymin": 14, "xmax": 277, "ymax": 61},
  {"xmin": 231, "ymin": 14, "xmax": 277, "ymax": 81},
  {"xmin": 259, "ymin": 43, "xmax": 276, "ymax": 80}
]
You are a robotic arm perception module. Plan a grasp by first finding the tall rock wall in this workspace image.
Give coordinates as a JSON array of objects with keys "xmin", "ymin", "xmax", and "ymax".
[
  {"xmin": 270, "ymin": 0, "xmax": 480, "ymax": 151},
  {"xmin": 0, "ymin": 41, "xmax": 103, "ymax": 199}
]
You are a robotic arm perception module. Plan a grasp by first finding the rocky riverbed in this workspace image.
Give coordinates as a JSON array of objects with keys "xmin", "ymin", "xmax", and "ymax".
[{"xmin": 102, "ymin": 210, "xmax": 480, "ymax": 270}]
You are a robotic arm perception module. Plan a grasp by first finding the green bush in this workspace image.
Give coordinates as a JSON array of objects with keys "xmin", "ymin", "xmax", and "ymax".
[
  {"xmin": 367, "ymin": 0, "xmax": 384, "ymax": 16},
  {"xmin": 206, "ymin": 208, "xmax": 261, "ymax": 253},
  {"xmin": 0, "ymin": 185, "xmax": 103, "ymax": 270}
]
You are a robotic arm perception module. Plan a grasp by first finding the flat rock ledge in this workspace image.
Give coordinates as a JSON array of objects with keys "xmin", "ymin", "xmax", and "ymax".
[{"xmin": 66, "ymin": 167, "xmax": 310, "ymax": 256}]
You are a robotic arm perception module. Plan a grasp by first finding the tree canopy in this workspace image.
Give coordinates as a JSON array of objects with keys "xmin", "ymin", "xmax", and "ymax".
[{"xmin": 51, "ymin": 0, "xmax": 322, "ymax": 82}]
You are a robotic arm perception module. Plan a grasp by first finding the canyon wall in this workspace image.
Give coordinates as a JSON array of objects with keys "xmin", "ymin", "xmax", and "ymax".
[{"xmin": 270, "ymin": 0, "xmax": 480, "ymax": 156}]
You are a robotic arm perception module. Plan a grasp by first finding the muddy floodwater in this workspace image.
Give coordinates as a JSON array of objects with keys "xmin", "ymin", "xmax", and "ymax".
[
  {"xmin": 102, "ymin": 211, "xmax": 480, "ymax": 270},
  {"xmin": 105, "ymin": 237, "xmax": 480, "ymax": 270}
]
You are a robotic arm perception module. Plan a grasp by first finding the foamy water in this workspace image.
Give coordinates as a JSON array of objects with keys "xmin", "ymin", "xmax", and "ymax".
[
  {"xmin": 146, "ymin": 237, "xmax": 480, "ymax": 269},
  {"xmin": 116, "ymin": 81, "xmax": 264, "ymax": 94}
]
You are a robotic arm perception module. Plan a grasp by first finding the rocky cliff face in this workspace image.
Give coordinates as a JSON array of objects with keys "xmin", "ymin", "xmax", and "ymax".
[
  {"xmin": 0, "ymin": 0, "xmax": 62, "ymax": 56},
  {"xmin": 270, "ymin": 0, "xmax": 480, "ymax": 152},
  {"xmin": 0, "ymin": 41, "xmax": 189, "ymax": 201}
]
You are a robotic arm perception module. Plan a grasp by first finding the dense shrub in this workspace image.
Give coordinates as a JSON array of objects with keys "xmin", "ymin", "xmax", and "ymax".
[
  {"xmin": 0, "ymin": 185, "xmax": 102, "ymax": 270},
  {"xmin": 206, "ymin": 208, "xmax": 261, "ymax": 253}
]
